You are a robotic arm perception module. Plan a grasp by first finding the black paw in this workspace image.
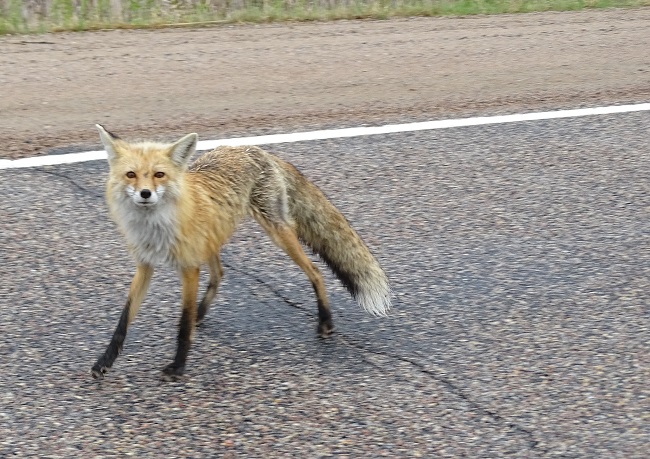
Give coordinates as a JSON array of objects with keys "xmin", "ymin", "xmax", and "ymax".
[
  {"xmin": 161, "ymin": 363, "xmax": 186, "ymax": 382},
  {"xmin": 196, "ymin": 302, "xmax": 210, "ymax": 327},
  {"xmin": 91, "ymin": 363, "xmax": 109, "ymax": 379},
  {"xmin": 317, "ymin": 320, "xmax": 334, "ymax": 338}
]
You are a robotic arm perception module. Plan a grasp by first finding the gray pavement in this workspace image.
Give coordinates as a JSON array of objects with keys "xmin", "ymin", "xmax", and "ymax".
[{"xmin": 1, "ymin": 112, "xmax": 649, "ymax": 457}]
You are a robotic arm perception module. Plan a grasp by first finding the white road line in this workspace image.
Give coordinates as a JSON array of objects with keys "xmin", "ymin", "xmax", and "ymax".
[{"xmin": 2, "ymin": 102, "xmax": 650, "ymax": 170}]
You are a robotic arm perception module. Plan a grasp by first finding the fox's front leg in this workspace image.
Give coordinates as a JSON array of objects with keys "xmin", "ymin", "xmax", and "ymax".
[
  {"xmin": 91, "ymin": 264, "xmax": 154, "ymax": 379},
  {"xmin": 161, "ymin": 266, "xmax": 200, "ymax": 381}
]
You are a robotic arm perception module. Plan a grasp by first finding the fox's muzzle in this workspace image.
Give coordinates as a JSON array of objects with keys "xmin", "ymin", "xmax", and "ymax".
[{"xmin": 127, "ymin": 185, "xmax": 162, "ymax": 207}]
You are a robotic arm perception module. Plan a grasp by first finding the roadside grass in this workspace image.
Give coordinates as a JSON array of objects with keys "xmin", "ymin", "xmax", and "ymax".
[{"xmin": 1, "ymin": 0, "xmax": 649, "ymax": 34}]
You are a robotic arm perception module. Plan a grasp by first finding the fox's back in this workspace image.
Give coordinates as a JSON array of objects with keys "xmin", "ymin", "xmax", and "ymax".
[
  {"xmin": 189, "ymin": 146, "xmax": 265, "ymax": 179},
  {"xmin": 187, "ymin": 145, "xmax": 290, "ymax": 214},
  {"xmin": 184, "ymin": 146, "xmax": 268, "ymax": 208}
]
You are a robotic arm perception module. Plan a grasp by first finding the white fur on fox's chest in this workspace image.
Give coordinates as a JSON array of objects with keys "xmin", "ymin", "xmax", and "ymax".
[{"xmin": 114, "ymin": 203, "xmax": 179, "ymax": 267}]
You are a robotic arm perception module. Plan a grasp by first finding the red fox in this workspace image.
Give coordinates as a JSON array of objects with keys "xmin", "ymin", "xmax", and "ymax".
[{"xmin": 91, "ymin": 125, "xmax": 391, "ymax": 381}]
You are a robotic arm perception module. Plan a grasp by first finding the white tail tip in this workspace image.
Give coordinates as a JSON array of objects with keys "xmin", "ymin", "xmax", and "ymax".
[{"xmin": 357, "ymin": 285, "xmax": 392, "ymax": 317}]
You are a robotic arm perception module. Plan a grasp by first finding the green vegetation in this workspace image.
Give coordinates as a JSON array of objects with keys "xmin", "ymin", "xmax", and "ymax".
[{"xmin": 1, "ymin": 0, "xmax": 649, "ymax": 34}]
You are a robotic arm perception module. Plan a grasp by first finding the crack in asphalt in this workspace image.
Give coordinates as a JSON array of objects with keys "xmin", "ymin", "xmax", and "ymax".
[
  {"xmin": 224, "ymin": 263, "xmax": 307, "ymax": 309},
  {"xmin": 37, "ymin": 168, "xmax": 104, "ymax": 199},
  {"xmin": 225, "ymin": 262, "xmax": 545, "ymax": 454},
  {"xmin": 337, "ymin": 336, "xmax": 545, "ymax": 453}
]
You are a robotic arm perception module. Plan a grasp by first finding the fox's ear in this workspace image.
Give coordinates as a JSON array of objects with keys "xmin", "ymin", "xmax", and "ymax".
[
  {"xmin": 169, "ymin": 133, "xmax": 198, "ymax": 166},
  {"xmin": 96, "ymin": 124, "xmax": 120, "ymax": 161}
]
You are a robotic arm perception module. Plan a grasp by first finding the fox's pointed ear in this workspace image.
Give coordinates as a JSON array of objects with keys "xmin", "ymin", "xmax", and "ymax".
[
  {"xmin": 96, "ymin": 124, "xmax": 120, "ymax": 161},
  {"xmin": 169, "ymin": 133, "xmax": 198, "ymax": 166}
]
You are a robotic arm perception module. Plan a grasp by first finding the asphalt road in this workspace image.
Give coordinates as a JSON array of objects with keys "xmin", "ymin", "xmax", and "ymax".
[{"xmin": 1, "ymin": 111, "xmax": 649, "ymax": 457}]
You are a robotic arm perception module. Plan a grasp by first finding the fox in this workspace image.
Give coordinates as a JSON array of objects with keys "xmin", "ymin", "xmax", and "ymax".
[{"xmin": 91, "ymin": 125, "xmax": 391, "ymax": 381}]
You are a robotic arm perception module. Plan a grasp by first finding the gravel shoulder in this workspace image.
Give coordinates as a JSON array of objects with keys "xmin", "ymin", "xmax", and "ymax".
[{"xmin": 2, "ymin": 8, "xmax": 650, "ymax": 159}]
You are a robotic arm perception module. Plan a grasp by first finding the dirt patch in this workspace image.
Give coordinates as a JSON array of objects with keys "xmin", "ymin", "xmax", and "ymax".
[{"xmin": 2, "ymin": 9, "xmax": 650, "ymax": 159}]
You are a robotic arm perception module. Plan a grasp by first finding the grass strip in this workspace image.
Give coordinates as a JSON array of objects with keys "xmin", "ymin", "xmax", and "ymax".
[{"xmin": 1, "ymin": 0, "xmax": 649, "ymax": 34}]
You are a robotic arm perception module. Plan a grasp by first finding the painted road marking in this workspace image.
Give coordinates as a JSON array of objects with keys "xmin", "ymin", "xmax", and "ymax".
[{"xmin": 2, "ymin": 102, "xmax": 649, "ymax": 170}]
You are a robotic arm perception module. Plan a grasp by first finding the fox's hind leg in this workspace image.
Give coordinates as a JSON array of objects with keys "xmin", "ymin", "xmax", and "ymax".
[
  {"xmin": 261, "ymin": 222, "xmax": 334, "ymax": 337},
  {"xmin": 250, "ymin": 165, "xmax": 333, "ymax": 336},
  {"xmin": 196, "ymin": 254, "xmax": 224, "ymax": 326}
]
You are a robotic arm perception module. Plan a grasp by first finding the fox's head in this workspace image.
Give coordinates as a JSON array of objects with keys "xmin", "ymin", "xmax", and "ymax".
[{"xmin": 96, "ymin": 125, "xmax": 198, "ymax": 208}]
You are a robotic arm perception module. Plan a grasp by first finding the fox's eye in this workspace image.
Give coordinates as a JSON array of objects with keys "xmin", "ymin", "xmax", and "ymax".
[
  {"xmin": 154, "ymin": 172, "xmax": 165, "ymax": 178},
  {"xmin": 126, "ymin": 171, "xmax": 136, "ymax": 179}
]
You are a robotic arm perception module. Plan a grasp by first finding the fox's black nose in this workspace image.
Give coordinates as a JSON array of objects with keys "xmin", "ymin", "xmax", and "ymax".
[{"xmin": 140, "ymin": 189, "xmax": 152, "ymax": 199}]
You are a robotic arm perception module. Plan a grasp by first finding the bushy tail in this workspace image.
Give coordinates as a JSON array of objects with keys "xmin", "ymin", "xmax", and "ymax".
[{"xmin": 282, "ymin": 162, "xmax": 391, "ymax": 316}]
